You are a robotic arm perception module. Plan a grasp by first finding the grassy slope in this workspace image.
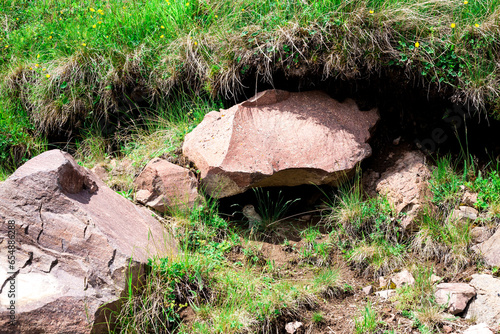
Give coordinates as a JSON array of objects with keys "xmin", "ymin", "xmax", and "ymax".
[{"xmin": 1, "ymin": 0, "xmax": 500, "ymax": 172}]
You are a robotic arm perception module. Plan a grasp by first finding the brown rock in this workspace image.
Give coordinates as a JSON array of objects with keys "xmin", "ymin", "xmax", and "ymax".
[
  {"xmin": 0, "ymin": 150, "xmax": 176, "ymax": 333},
  {"xmin": 134, "ymin": 158, "xmax": 200, "ymax": 212},
  {"xmin": 435, "ymin": 283, "xmax": 476, "ymax": 315},
  {"xmin": 476, "ymin": 227, "xmax": 500, "ymax": 266},
  {"xmin": 370, "ymin": 151, "xmax": 432, "ymax": 230},
  {"xmin": 183, "ymin": 89, "xmax": 379, "ymax": 198}
]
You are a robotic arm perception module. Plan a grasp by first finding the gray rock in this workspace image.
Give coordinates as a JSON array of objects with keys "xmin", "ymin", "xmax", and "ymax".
[{"xmin": 466, "ymin": 274, "xmax": 500, "ymax": 329}]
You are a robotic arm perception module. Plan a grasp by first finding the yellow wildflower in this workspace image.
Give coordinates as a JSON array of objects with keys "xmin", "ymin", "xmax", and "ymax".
[
  {"xmin": 92, "ymin": 24, "xmax": 96, "ymax": 28},
  {"xmin": 475, "ymin": 23, "xmax": 479, "ymax": 27},
  {"xmin": 415, "ymin": 42, "xmax": 420, "ymax": 48},
  {"xmin": 194, "ymin": 41, "xmax": 198, "ymax": 45},
  {"xmin": 451, "ymin": 23, "xmax": 456, "ymax": 28},
  {"xmin": 90, "ymin": 7, "xmax": 95, "ymax": 12},
  {"xmin": 46, "ymin": 74, "xmax": 50, "ymax": 78},
  {"xmin": 29, "ymin": 67, "xmax": 33, "ymax": 70},
  {"xmin": 215, "ymin": 15, "xmax": 218, "ymax": 18},
  {"xmin": 42, "ymin": 68, "xmax": 46, "ymax": 71},
  {"xmin": 98, "ymin": 21, "xmax": 102, "ymax": 24},
  {"xmin": 37, "ymin": 54, "xmax": 40, "ymax": 58},
  {"xmin": 369, "ymin": 10, "xmax": 374, "ymax": 14},
  {"xmin": 160, "ymin": 35, "xmax": 164, "ymax": 38},
  {"xmin": 464, "ymin": 0, "xmax": 468, "ymax": 3},
  {"xmin": 242, "ymin": 8, "xmax": 245, "ymax": 11},
  {"xmin": 97, "ymin": 9, "xmax": 103, "ymax": 13},
  {"xmin": 49, "ymin": 36, "xmax": 52, "ymax": 39},
  {"xmin": 82, "ymin": 43, "xmax": 86, "ymax": 46},
  {"xmin": 161, "ymin": 25, "xmax": 165, "ymax": 29},
  {"xmin": 35, "ymin": 63, "xmax": 39, "ymax": 67},
  {"xmin": 186, "ymin": 2, "xmax": 189, "ymax": 6}
]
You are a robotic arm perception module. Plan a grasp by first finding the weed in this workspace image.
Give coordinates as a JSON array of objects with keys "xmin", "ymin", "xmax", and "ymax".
[
  {"xmin": 311, "ymin": 311, "xmax": 324, "ymax": 323},
  {"xmin": 354, "ymin": 301, "xmax": 379, "ymax": 334},
  {"xmin": 250, "ymin": 187, "xmax": 300, "ymax": 231}
]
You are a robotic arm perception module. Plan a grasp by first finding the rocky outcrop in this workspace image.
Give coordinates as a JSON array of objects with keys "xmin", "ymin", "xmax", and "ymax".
[
  {"xmin": 364, "ymin": 151, "xmax": 432, "ymax": 230},
  {"xmin": 466, "ymin": 274, "xmax": 500, "ymax": 329},
  {"xmin": 475, "ymin": 227, "xmax": 500, "ymax": 267},
  {"xmin": 435, "ymin": 283, "xmax": 476, "ymax": 315},
  {"xmin": 0, "ymin": 150, "xmax": 176, "ymax": 333},
  {"xmin": 134, "ymin": 158, "xmax": 200, "ymax": 212},
  {"xmin": 183, "ymin": 89, "xmax": 379, "ymax": 198}
]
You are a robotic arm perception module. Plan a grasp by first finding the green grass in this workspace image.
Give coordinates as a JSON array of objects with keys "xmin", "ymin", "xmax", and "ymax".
[
  {"xmin": 327, "ymin": 179, "xmax": 407, "ymax": 276},
  {"xmin": 2, "ymin": 0, "xmax": 500, "ymax": 171},
  {"xmin": 354, "ymin": 301, "xmax": 380, "ymax": 334}
]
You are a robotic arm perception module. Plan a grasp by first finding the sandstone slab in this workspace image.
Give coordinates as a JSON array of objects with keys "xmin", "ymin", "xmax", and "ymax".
[
  {"xmin": 0, "ymin": 150, "xmax": 176, "ymax": 333},
  {"xmin": 435, "ymin": 283, "xmax": 476, "ymax": 315},
  {"xmin": 134, "ymin": 158, "xmax": 200, "ymax": 212},
  {"xmin": 183, "ymin": 89, "xmax": 379, "ymax": 198},
  {"xmin": 466, "ymin": 274, "xmax": 500, "ymax": 329}
]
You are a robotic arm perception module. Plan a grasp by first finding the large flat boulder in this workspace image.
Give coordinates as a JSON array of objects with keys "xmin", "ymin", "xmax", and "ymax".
[
  {"xmin": 0, "ymin": 150, "xmax": 176, "ymax": 333},
  {"xmin": 183, "ymin": 89, "xmax": 379, "ymax": 198}
]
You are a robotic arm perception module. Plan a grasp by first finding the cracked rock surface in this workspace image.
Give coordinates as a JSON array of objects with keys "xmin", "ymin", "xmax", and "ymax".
[{"xmin": 0, "ymin": 150, "xmax": 176, "ymax": 333}]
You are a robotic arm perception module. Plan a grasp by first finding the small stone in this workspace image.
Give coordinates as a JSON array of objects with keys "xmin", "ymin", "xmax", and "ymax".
[
  {"xmin": 379, "ymin": 276, "xmax": 390, "ymax": 288},
  {"xmin": 392, "ymin": 269, "xmax": 415, "ymax": 288},
  {"xmin": 449, "ymin": 206, "xmax": 478, "ymax": 222},
  {"xmin": 393, "ymin": 137, "xmax": 401, "ymax": 145},
  {"xmin": 462, "ymin": 190, "xmax": 478, "ymax": 207},
  {"xmin": 430, "ymin": 274, "xmax": 442, "ymax": 284},
  {"xmin": 362, "ymin": 285, "xmax": 373, "ymax": 295},
  {"xmin": 376, "ymin": 289, "xmax": 396, "ymax": 300},
  {"xmin": 285, "ymin": 321, "xmax": 303, "ymax": 334},
  {"xmin": 443, "ymin": 325, "xmax": 453, "ymax": 333}
]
